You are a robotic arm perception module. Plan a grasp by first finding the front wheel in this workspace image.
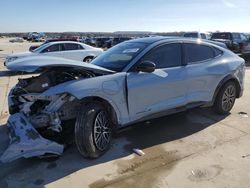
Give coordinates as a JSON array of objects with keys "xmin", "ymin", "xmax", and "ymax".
[
  {"xmin": 212, "ymin": 81, "xmax": 237, "ymax": 114},
  {"xmin": 75, "ymin": 103, "xmax": 113, "ymax": 158}
]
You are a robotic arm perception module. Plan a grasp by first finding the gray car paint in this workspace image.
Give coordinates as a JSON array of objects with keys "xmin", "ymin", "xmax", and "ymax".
[
  {"xmin": 40, "ymin": 72, "xmax": 130, "ymax": 125},
  {"xmin": 36, "ymin": 39, "xmax": 245, "ymax": 125},
  {"xmin": 1, "ymin": 37, "xmax": 245, "ymax": 162}
]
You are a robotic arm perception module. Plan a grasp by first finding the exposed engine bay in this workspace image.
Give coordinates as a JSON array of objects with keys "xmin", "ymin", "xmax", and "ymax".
[{"xmin": 1, "ymin": 67, "xmax": 100, "ymax": 163}]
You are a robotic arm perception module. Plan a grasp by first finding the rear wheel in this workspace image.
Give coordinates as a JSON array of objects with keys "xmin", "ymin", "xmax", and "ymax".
[
  {"xmin": 75, "ymin": 103, "xmax": 112, "ymax": 158},
  {"xmin": 212, "ymin": 81, "xmax": 237, "ymax": 114}
]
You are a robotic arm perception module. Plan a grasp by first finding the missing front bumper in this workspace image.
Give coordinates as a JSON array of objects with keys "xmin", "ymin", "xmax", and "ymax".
[{"xmin": 0, "ymin": 113, "xmax": 64, "ymax": 163}]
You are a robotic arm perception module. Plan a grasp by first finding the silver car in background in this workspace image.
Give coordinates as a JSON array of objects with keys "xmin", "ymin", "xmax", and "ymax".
[{"xmin": 1, "ymin": 37, "xmax": 245, "ymax": 162}]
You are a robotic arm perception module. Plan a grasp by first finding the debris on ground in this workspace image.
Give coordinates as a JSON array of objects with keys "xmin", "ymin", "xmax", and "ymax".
[
  {"xmin": 242, "ymin": 154, "xmax": 250, "ymax": 158},
  {"xmin": 238, "ymin": 112, "xmax": 248, "ymax": 118},
  {"xmin": 133, "ymin": 148, "xmax": 145, "ymax": 156}
]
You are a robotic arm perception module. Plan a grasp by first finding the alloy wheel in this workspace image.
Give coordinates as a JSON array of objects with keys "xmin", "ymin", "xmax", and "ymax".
[
  {"xmin": 93, "ymin": 111, "xmax": 111, "ymax": 151},
  {"xmin": 222, "ymin": 85, "xmax": 236, "ymax": 111}
]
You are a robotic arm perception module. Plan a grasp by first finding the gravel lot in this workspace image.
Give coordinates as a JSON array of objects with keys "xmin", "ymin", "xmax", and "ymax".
[{"xmin": 0, "ymin": 38, "xmax": 250, "ymax": 188}]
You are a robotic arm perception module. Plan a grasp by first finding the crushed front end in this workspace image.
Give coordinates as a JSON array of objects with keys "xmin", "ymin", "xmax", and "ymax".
[{"xmin": 1, "ymin": 67, "xmax": 96, "ymax": 163}]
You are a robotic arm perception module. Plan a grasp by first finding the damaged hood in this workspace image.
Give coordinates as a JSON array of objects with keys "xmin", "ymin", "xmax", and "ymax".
[{"xmin": 6, "ymin": 56, "xmax": 114, "ymax": 74}]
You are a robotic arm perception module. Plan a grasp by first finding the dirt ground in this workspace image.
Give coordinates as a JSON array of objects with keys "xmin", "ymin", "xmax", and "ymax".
[{"xmin": 0, "ymin": 38, "xmax": 250, "ymax": 188}]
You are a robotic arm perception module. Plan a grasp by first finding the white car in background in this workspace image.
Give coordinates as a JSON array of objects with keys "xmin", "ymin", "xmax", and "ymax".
[{"xmin": 4, "ymin": 41, "xmax": 103, "ymax": 66}]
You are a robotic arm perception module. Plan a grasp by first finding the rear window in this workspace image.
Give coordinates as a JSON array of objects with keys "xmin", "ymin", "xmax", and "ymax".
[
  {"xmin": 185, "ymin": 43, "xmax": 214, "ymax": 63},
  {"xmin": 211, "ymin": 33, "xmax": 231, "ymax": 40}
]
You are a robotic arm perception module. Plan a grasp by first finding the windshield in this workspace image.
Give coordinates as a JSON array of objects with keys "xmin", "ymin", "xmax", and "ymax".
[
  {"xmin": 91, "ymin": 42, "xmax": 147, "ymax": 71},
  {"xmin": 33, "ymin": 43, "xmax": 50, "ymax": 53}
]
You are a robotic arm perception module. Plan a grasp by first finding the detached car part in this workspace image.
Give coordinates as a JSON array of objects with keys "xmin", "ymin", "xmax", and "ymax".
[{"xmin": 1, "ymin": 113, "xmax": 64, "ymax": 163}]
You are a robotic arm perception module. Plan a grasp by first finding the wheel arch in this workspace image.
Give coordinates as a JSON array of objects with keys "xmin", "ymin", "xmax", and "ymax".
[
  {"xmin": 212, "ymin": 74, "xmax": 241, "ymax": 105},
  {"xmin": 79, "ymin": 96, "xmax": 119, "ymax": 128}
]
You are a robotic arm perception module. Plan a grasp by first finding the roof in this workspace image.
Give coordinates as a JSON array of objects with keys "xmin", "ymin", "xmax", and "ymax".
[
  {"xmin": 48, "ymin": 41, "xmax": 82, "ymax": 45},
  {"xmin": 127, "ymin": 36, "xmax": 178, "ymax": 44},
  {"xmin": 125, "ymin": 36, "xmax": 227, "ymax": 49},
  {"xmin": 125, "ymin": 36, "xmax": 215, "ymax": 44},
  {"xmin": 44, "ymin": 41, "xmax": 95, "ymax": 49}
]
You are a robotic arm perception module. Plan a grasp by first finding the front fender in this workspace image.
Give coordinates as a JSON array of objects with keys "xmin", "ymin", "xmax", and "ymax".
[{"xmin": 40, "ymin": 73, "xmax": 130, "ymax": 125}]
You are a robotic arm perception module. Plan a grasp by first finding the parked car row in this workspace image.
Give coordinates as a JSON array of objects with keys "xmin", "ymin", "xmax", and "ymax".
[
  {"xmin": 211, "ymin": 32, "xmax": 250, "ymax": 54},
  {"xmin": 5, "ymin": 33, "xmax": 250, "ymax": 70},
  {"xmin": 1, "ymin": 36, "xmax": 245, "ymax": 163},
  {"xmin": 183, "ymin": 31, "xmax": 250, "ymax": 55},
  {"xmin": 80, "ymin": 36, "xmax": 133, "ymax": 48},
  {"xmin": 104, "ymin": 37, "xmax": 133, "ymax": 48},
  {"xmin": 20, "ymin": 31, "xmax": 250, "ymax": 55},
  {"xmin": 24, "ymin": 32, "xmax": 46, "ymax": 42}
]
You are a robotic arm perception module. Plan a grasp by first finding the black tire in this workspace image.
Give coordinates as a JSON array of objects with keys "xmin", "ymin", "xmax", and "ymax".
[
  {"xmin": 75, "ymin": 103, "xmax": 113, "ymax": 158},
  {"xmin": 83, "ymin": 56, "xmax": 93, "ymax": 63},
  {"xmin": 212, "ymin": 81, "xmax": 237, "ymax": 114}
]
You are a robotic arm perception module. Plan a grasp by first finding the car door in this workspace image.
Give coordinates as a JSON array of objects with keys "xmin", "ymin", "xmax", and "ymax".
[
  {"xmin": 40, "ymin": 43, "xmax": 63, "ymax": 58},
  {"xmin": 62, "ymin": 43, "xmax": 85, "ymax": 61},
  {"xmin": 184, "ymin": 43, "xmax": 221, "ymax": 104},
  {"xmin": 126, "ymin": 43, "xmax": 187, "ymax": 121}
]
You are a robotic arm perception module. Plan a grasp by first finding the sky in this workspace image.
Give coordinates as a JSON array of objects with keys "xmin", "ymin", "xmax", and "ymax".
[{"xmin": 0, "ymin": 0, "xmax": 249, "ymax": 33}]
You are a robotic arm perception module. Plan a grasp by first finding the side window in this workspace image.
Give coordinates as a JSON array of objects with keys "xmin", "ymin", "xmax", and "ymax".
[
  {"xmin": 201, "ymin": 33, "xmax": 206, "ymax": 39},
  {"xmin": 185, "ymin": 43, "xmax": 214, "ymax": 63},
  {"xmin": 141, "ymin": 43, "xmax": 182, "ymax": 69},
  {"xmin": 64, "ymin": 43, "xmax": 80, "ymax": 51},
  {"xmin": 42, "ymin": 44, "xmax": 60, "ymax": 53}
]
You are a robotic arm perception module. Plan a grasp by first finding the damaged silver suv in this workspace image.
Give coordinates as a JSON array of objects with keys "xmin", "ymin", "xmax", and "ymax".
[{"xmin": 1, "ymin": 37, "xmax": 245, "ymax": 162}]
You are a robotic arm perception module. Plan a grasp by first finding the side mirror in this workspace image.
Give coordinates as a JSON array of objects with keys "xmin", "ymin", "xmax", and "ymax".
[{"xmin": 136, "ymin": 61, "xmax": 156, "ymax": 73}]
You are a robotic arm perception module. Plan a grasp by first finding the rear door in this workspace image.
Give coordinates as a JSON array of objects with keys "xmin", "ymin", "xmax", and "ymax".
[
  {"xmin": 184, "ymin": 43, "xmax": 222, "ymax": 103},
  {"xmin": 126, "ymin": 43, "xmax": 187, "ymax": 121},
  {"xmin": 62, "ymin": 43, "xmax": 86, "ymax": 61}
]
